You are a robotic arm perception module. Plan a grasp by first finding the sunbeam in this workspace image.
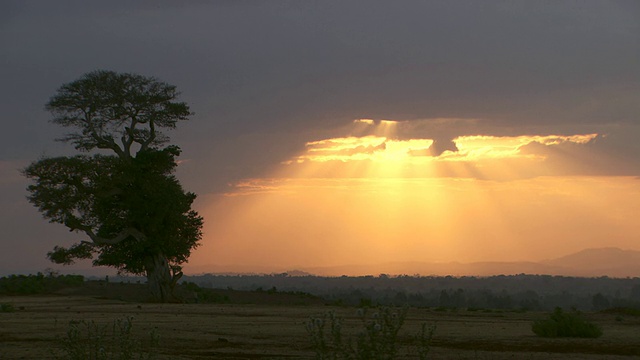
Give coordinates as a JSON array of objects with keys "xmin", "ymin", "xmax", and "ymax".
[{"xmin": 186, "ymin": 120, "xmax": 639, "ymax": 275}]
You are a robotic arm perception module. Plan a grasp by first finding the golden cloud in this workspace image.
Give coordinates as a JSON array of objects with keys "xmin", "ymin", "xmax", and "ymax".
[{"xmin": 287, "ymin": 133, "xmax": 598, "ymax": 164}]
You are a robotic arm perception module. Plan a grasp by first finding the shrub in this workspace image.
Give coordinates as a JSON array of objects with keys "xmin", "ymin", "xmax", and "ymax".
[
  {"xmin": 305, "ymin": 306, "xmax": 435, "ymax": 360},
  {"xmin": 1, "ymin": 303, "xmax": 16, "ymax": 312},
  {"xmin": 532, "ymin": 307, "xmax": 602, "ymax": 338},
  {"xmin": 181, "ymin": 282, "xmax": 230, "ymax": 303}
]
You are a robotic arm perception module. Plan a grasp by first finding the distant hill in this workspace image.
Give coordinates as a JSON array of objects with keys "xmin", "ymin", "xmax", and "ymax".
[
  {"xmin": 186, "ymin": 247, "xmax": 640, "ymax": 278},
  {"xmin": 299, "ymin": 248, "xmax": 640, "ymax": 277},
  {"xmin": 300, "ymin": 261, "xmax": 568, "ymax": 277},
  {"xmin": 541, "ymin": 247, "xmax": 640, "ymax": 278}
]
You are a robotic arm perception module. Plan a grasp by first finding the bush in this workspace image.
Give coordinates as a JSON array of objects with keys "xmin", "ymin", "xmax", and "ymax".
[
  {"xmin": 1, "ymin": 303, "xmax": 16, "ymax": 312},
  {"xmin": 532, "ymin": 307, "xmax": 602, "ymax": 338},
  {"xmin": 305, "ymin": 306, "xmax": 435, "ymax": 360},
  {"xmin": 180, "ymin": 282, "xmax": 230, "ymax": 303}
]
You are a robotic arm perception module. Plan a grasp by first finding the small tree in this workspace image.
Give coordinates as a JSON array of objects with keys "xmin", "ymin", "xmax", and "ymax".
[
  {"xmin": 24, "ymin": 70, "xmax": 203, "ymax": 302},
  {"xmin": 532, "ymin": 307, "xmax": 603, "ymax": 338}
]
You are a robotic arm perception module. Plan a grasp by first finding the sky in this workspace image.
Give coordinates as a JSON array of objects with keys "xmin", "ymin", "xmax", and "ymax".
[{"xmin": 1, "ymin": 1, "xmax": 639, "ymax": 276}]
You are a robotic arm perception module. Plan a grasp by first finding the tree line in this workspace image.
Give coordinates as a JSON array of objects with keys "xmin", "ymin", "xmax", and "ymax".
[{"xmin": 184, "ymin": 273, "xmax": 640, "ymax": 311}]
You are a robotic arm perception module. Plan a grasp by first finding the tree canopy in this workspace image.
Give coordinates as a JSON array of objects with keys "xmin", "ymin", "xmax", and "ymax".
[
  {"xmin": 47, "ymin": 70, "xmax": 190, "ymax": 157},
  {"xmin": 24, "ymin": 70, "xmax": 203, "ymax": 301}
]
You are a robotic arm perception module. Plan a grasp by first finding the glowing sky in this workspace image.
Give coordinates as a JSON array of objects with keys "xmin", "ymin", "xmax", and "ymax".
[
  {"xmin": 1, "ymin": 2, "xmax": 639, "ymax": 275},
  {"xmin": 185, "ymin": 120, "xmax": 640, "ymax": 273}
]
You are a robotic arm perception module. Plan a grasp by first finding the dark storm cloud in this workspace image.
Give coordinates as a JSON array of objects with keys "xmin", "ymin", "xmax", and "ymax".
[{"xmin": 3, "ymin": 2, "xmax": 638, "ymax": 139}]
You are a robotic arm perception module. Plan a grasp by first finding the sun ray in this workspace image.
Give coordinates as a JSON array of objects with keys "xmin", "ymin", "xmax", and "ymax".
[{"xmin": 187, "ymin": 120, "xmax": 640, "ymax": 274}]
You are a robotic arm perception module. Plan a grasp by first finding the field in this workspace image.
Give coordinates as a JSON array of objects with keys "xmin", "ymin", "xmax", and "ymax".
[{"xmin": 2, "ymin": 287, "xmax": 640, "ymax": 359}]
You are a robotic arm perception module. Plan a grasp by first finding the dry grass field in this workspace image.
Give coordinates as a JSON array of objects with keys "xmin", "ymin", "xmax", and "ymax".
[{"xmin": 1, "ymin": 291, "xmax": 640, "ymax": 359}]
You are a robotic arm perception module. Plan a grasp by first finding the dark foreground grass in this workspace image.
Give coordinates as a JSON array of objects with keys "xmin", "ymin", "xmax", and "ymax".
[{"xmin": 2, "ymin": 285, "xmax": 640, "ymax": 359}]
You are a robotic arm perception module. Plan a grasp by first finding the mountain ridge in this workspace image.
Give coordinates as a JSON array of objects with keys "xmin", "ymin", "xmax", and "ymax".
[{"xmin": 185, "ymin": 247, "xmax": 640, "ymax": 278}]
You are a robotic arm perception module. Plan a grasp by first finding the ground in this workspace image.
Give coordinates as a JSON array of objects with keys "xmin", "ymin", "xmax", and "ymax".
[{"xmin": 1, "ymin": 285, "xmax": 639, "ymax": 359}]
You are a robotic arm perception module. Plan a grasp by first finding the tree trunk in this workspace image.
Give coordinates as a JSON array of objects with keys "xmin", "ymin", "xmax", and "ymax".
[{"xmin": 145, "ymin": 253, "xmax": 179, "ymax": 302}]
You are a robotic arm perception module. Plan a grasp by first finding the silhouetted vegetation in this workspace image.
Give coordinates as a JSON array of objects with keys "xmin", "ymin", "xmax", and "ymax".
[
  {"xmin": 24, "ymin": 70, "xmax": 203, "ymax": 302},
  {"xmin": 180, "ymin": 281, "xmax": 231, "ymax": 303},
  {"xmin": 0, "ymin": 273, "xmax": 84, "ymax": 295},
  {"xmin": 178, "ymin": 281, "xmax": 322, "ymax": 305},
  {"xmin": 532, "ymin": 307, "xmax": 603, "ymax": 338},
  {"xmin": 601, "ymin": 307, "xmax": 640, "ymax": 317},
  {"xmin": 3, "ymin": 276, "xmax": 640, "ymax": 358},
  {"xmin": 4, "ymin": 272, "xmax": 640, "ymax": 315},
  {"xmin": 183, "ymin": 273, "xmax": 640, "ymax": 311},
  {"xmin": 0, "ymin": 302, "xmax": 16, "ymax": 312}
]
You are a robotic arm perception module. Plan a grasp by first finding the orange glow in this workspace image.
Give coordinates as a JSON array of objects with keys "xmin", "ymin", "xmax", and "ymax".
[
  {"xmin": 188, "ymin": 176, "xmax": 640, "ymax": 273},
  {"xmin": 185, "ymin": 120, "xmax": 639, "ymax": 275}
]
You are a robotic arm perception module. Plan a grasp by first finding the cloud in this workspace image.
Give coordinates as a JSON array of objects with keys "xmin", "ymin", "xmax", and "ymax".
[
  {"xmin": 2, "ymin": 2, "xmax": 639, "ymax": 193},
  {"xmin": 2, "ymin": 2, "xmax": 640, "ymax": 274},
  {"xmin": 287, "ymin": 130, "xmax": 598, "ymax": 165},
  {"xmin": 450, "ymin": 134, "xmax": 598, "ymax": 160},
  {"xmin": 253, "ymin": 126, "xmax": 610, "ymax": 183},
  {"xmin": 430, "ymin": 138, "xmax": 459, "ymax": 156}
]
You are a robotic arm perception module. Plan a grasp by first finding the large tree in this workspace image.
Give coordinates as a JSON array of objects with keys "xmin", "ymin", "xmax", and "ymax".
[{"xmin": 24, "ymin": 70, "xmax": 203, "ymax": 302}]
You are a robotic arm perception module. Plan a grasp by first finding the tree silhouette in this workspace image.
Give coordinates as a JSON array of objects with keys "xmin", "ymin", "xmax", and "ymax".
[{"xmin": 24, "ymin": 70, "xmax": 203, "ymax": 302}]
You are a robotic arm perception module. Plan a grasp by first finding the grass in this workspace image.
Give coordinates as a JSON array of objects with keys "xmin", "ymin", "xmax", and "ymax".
[
  {"xmin": 53, "ymin": 317, "xmax": 159, "ymax": 360},
  {"xmin": 306, "ymin": 306, "xmax": 435, "ymax": 359},
  {"xmin": 2, "ymin": 291, "xmax": 640, "ymax": 359}
]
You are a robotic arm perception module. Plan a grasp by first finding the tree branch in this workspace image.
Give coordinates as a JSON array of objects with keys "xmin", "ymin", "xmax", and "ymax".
[
  {"xmin": 122, "ymin": 115, "xmax": 138, "ymax": 158},
  {"xmin": 81, "ymin": 109, "xmax": 126, "ymax": 158},
  {"xmin": 86, "ymin": 227, "xmax": 147, "ymax": 245},
  {"xmin": 139, "ymin": 119, "xmax": 156, "ymax": 152},
  {"xmin": 67, "ymin": 217, "xmax": 146, "ymax": 245}
]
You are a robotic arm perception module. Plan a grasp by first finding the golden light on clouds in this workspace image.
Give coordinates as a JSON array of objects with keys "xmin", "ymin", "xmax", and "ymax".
[
  {"xmin": 291, "ymin": 129, "xmax": 598, "ymax": 165},
  {"xmin": 281, "ymin": 120, "xmax": 598, "ymax": 181},
  {"xmin": 186, "ymin": 119, "xmax": 639, "ymax": 274},
  {"xmin": 450, "ymin": 134, "xmax": 598, "ymax": 161},
  {"xmin": 290, "ymin": 136, "xmax": 434, "ymax": 163}
]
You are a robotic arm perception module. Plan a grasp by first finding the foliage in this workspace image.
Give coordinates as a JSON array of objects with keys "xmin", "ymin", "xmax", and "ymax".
[
  {"xmin": 180, "ymin": 282, "xmax": 230, "ymax": 303},
  {"xmin": 25, "ymin": 148, "xmax": 202, "ymax": 274},
  {"xmin": 54, "ymin": 317, "xmax": 159, "ymax": 360},
  {"xmin": 414, "ymin": 323, "xmax": 436, "ymax": 360},
  {"xmin": 192, "ymin": 273, "xmax": 640, "ymax": 312},
  {"xmin": 46, "ymin": 70, "xmax": 190, "ymax": 155},
  {"xmin": 305, "ymin": 306, "xmax": 435, "ymax": 360},
  {"xmin": 532, "ymin": 307, "xmax": 603, "ymax": 338},
  {"xmin": 24, "ymin": 70, "xmax": 203, "ymax": 302},
  {"xmin": 0, "ymin": 273, "xmax": 84, "ymax": 295}
]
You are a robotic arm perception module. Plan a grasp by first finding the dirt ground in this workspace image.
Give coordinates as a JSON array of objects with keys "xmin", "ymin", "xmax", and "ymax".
[{"xmin": 1, "ymin": 294, "xmax": 639, "ymax": 359}]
